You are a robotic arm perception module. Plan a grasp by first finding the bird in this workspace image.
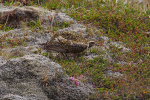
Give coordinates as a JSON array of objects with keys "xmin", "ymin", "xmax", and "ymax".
[
  {"xmin": 46, "ymin": 31, "xmax": 86, "ymax": 46},
  {"xmin": 39, "ymin": 35, "xmax": 98, "ymax": 54}
]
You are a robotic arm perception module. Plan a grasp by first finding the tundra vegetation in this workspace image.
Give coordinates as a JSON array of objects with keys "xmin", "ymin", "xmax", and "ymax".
[{"xmin": 0, "ymin": 0, "xmax": 150, "ymax": 99}]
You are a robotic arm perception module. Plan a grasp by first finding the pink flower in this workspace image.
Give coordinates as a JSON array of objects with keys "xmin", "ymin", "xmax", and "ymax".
[
  {"xmin": 75, "ymin": 81, "xmax": 79, "ymax": 86},
  {"xmin": 77, "ymin": 76, "xmax": 81, "ymax": 80},
  {"xmin": 93, "ymin": 85, "xmax": 96, "ymax": 88},
  {"xmin": 70, "ymin": 76, "xmax": 74, "ymax": 81}
]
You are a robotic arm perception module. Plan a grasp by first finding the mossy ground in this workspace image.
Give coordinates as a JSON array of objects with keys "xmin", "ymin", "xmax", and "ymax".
[{"xmin": 1, "ymin": 0, "xmax": 150, "ymax": 99}]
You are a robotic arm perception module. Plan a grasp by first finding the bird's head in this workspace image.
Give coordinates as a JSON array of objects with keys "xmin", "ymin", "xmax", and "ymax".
[{"xmin": 88, "ymin": 41, "xmax": 99, "ymax": 48}]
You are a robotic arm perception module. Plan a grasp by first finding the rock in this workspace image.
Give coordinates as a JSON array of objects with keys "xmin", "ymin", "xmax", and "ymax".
[
  {"xmin": 0, "ymin": 56, "xmax": 7, "ymax": 66},
  {"xmin": 110, "ymin": 41, "xmax": 131, "ymax": 53},
  {"xmin": 57, "ymin": 23, "xmax": 87, "ymax": 37},
  {"xmin": 104, "ymin": 70, "xmax": 124, "ymax": 78},
  {"xmin": 0, "ymin": 5, "xmax": 75, "ymax": 28},
  {"xmin": 0, "ymin": 54, "xmax": 94, "ymax": 100},
  {"xmin": 0, "ymin": 6, "xmax": 39, "ymax": 28},
  {"xmin": 1, "ymin": 94, "xmax": 27, "ymax": 100},
  {"xmin": 85, "ymin": 54, "xmax": 98, "ymax": 60},
  {"xmin": 53, "ymin": 12, "xmax": 75, "ymax": 25}
]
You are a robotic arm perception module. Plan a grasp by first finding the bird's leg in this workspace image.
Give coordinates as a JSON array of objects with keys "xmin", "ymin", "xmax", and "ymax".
[{"xmin": 60, "ymin": 53, "xmax": 69, "ymax": 60}]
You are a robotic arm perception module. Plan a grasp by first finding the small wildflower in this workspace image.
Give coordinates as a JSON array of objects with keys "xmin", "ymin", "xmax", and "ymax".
[
  {"xmin": 77, "ymin": 77, "xmax": 81, "ymax": 80},
  {"xmin": 93, "ymin": 85, "xmax": 96, "ymax": 88},
  {"xmin": 75, "ymin": 81, "xmax": 79, "ymax": 86},
  {"xmin": 77, "ymin": 76, "xmax": 81, "ymax": 80},
  {"xmin": 70, "ymin": 76, "xmax": 74, "ymax": 81},
  {"xmin": 135, "ymin": 32, "xmax": 137, "ymax": 34},
  {"xmin": 143, "ymin": 91, "xmax": 147, "ymax": 94}
]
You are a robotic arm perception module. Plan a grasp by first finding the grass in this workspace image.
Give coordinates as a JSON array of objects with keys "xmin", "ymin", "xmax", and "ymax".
[{"xmin": 1, "ymin": 0, "xmax": 150, "ymax": 99}]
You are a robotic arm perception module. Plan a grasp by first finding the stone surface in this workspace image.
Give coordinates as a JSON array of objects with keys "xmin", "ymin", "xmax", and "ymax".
[
  {"xmin": 105, "ymin": 70, "xmax": 124, "ymax": 78},
  {"xmin": 0, "ymin": 56, "xmax": 7, "ymax": 66},
  {"xmin": 0, "ymin": 54, "xmax": 94, "ymax": 100},
  {"xmin": 1, "ymin": 94, "xmax": 27, "ymax": 100},
  {"xmin": 0, "ymin": 6, "xmax": 39, "ymax": 28}
]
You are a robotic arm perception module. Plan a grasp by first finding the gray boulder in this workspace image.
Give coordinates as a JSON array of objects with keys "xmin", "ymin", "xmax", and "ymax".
[{"xmin": 0, "ymin": 54, "xmax": 94, "ymax": 100}]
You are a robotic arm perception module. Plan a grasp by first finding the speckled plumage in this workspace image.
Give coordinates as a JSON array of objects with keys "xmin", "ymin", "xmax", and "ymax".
[
  {"xmin": 47, "ymin": 31, "xmax": 86, "ymax": 45},
  {"xmin": 39, "ymin": 31, "xmax": 97, "ymax": 54}
]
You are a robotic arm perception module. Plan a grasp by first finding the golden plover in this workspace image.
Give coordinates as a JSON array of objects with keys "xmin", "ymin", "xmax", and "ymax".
[{"xmin": 39, "ymin": 36, "xmax": 98, "ymax": 54}]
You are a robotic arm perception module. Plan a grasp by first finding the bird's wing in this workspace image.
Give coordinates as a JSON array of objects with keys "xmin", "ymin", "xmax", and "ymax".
[{"xmin": 45, "ymin": 44, "xmax": 66, "ymax": 53}]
